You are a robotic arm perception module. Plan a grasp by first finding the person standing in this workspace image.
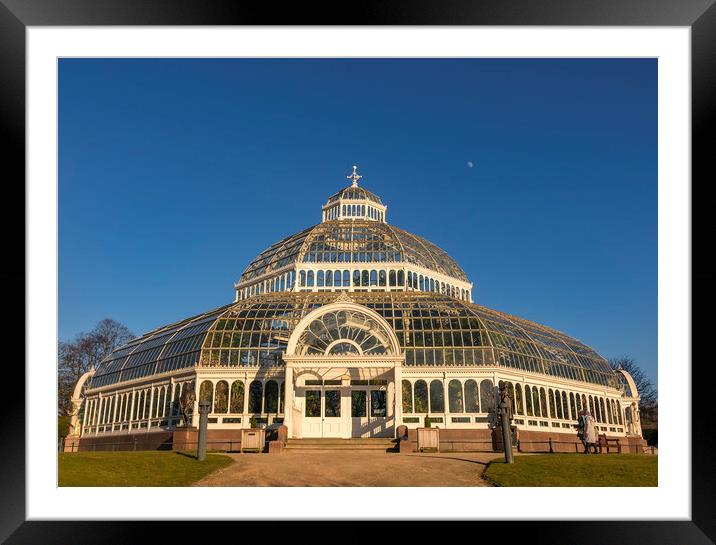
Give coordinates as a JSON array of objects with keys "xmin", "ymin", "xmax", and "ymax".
[{"xmin": 578, "ymin": 409, "xmax": 598, "ymax": 453}]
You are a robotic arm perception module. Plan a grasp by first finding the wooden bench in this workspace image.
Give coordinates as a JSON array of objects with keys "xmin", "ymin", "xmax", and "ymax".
[{"xmin": 597, "ymin": 433, "xmax": 621, "ymax": 454}]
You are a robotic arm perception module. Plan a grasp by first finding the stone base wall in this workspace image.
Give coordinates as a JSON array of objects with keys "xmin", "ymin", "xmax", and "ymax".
[
  {"xmin": 403, "ymin": 428, "xmax": 496, "ymax": 453},
  {"xmin": 517, "ymin": 429, "xmax": 648, "ymax": 453},
  {"xmin": 399, "ymin": 427, "xmax": 648, "ymax": 454},
  {"xmin": 172, "ymin": 428, "xmax": 245, "ymax": 451},
  {"xmin": 76, "ymin": 431, "xmax": 174, "ymax": 452},
  {"xmin": 74, "ymin": 428, "xmax": 253, "ymax": 453}
]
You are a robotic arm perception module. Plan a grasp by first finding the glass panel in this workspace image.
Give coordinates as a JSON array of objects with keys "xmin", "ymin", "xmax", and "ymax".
[
  {"xmin": 480, "ymin": 379, "xmax": 495, "ymax": 414},
  {"xmin": 264, "ymin": 380, "xmax": 279, "ymax": 414},
  {"xmin": 464, "ymin": 380, "xmax": 479, "ymax": 412},
  {"xmin": 401, "ymin": 380, "xmax": 413, "ymax": 413},
  {"xmin": 414, "ymin": 380, "xmax": 428, "ymax": 413},
  {"xmin": 448, "ymin": 380, "xmax": 464, "ymax": 413},
  {"xmin": 248, "ymin": 381, "xmax": 263, "ymax": 413},
  {"xmin": 214, "ymin": 381, "xmax": 229, "ymax": 413},
  {"xmin": 429, "ymin": 380, "xmax": 444, "ymax": 413},
  {"xmin": 371, "ymin": 390, "xmax": 387, "ymax": 417},
  {"xmin": 305, "ymin": 391, "xmax": 321, "ymax": 418},
  {"xmin": 324, "ymin": 390, "xmax": 341, "ymax": 417},
  {"xmin": 352, "ymin": 390, "xmax": 367, "ymax": 417},
  {"xmin": 230, "ymin": 380, "xmax": 244, "ymax": 413}
]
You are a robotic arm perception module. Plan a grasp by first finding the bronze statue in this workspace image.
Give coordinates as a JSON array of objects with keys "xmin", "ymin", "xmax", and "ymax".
[{"xmin": 179, "ymin": 381, "xmax": 196, "ymax": 427}]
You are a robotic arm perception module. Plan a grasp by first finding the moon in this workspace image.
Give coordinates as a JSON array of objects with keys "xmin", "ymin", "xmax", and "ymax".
[{"xmin": 467, "ymin": 161, "xmax": 474, "ymax": 168}]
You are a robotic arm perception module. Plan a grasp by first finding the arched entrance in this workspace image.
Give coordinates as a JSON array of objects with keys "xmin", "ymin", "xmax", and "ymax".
[{"xmin": 283, "ymin": 300, "xmax": 404, "ymax": 439}]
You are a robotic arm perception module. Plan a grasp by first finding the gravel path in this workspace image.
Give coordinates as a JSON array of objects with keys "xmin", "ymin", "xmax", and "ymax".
[{"xmin": 193, "ymin": 451, "xmax": 500, "ymax": 487}]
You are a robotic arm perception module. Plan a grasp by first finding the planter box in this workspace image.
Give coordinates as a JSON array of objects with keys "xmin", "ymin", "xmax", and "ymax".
[
  {"xmin": 241, "ymin": 428, "xmax": 266, "ymax": 452},
  {"xmin": 417, "ymin": 427, "xmax": 440, "ymax": 452}
]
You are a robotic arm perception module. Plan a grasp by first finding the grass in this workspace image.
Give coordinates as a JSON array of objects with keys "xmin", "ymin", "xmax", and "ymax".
[
  {"xmin": 58, "ymin": 451, "xmax": 234, "ymax": 487},
  {"xmin": 484, "ymin": 453, "xmax": 657, "ymax": 487}
]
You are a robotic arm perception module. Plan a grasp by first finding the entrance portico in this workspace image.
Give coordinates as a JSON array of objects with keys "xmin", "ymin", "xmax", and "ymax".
[{"xmin": 282, "ymin": 298, "xmax": 404, "ymax": 439}]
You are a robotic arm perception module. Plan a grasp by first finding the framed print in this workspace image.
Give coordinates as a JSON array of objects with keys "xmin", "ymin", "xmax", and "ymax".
[{"xmin": 3, "ymin": 0, "xmax": 714, "ymax": 543}]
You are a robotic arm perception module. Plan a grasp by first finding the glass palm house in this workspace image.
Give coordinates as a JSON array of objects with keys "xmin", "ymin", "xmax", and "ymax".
[{"xmin": 73, "ymin": 166, "xmax": 644, "ymax": 446}]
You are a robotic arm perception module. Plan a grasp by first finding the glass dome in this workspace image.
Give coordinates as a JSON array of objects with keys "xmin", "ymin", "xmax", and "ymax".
[{"xmin": 239, "ymin": 220, "xmax": 468, "ymax": 283}]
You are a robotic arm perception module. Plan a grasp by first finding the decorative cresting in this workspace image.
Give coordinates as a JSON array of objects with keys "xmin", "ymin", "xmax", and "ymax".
[{"xmin": 285, "ymin": 301, "xmax": 402, "ymax": 357}]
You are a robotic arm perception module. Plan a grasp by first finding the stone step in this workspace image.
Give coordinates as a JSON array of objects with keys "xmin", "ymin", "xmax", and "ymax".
[{"xmin": 285, "ymin": 438, "xmax": 396, "ymax": 451}]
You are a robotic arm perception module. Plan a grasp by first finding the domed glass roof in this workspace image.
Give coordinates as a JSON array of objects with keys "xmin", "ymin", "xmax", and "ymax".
[
  {"xmin": 91, "ymin": 292, "xmax": 618, "ymax": 389},
  {"xmin": 239, "ymin": 220, "xmax": 468, "ymax": 283}
]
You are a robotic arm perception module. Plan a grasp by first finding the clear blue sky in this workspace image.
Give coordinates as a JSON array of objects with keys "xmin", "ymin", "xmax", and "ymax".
[{"xmin": 59, "ymin": 58, "xmax": 657, "ymax": 383}]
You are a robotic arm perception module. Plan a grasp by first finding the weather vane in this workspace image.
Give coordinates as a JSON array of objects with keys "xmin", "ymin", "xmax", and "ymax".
[{"xmin": 347, "ymin": 165, "xmax": 362, "ymax": 187}]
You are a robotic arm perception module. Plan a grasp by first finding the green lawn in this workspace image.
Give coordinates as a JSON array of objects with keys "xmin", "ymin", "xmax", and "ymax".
[
  {"xmin": 58, "ymin": 451, "xmax": 234, "ymax": 487},
  {"xmin": 484, "ymin": 453, "xmax": 657, "ymax": 487}
]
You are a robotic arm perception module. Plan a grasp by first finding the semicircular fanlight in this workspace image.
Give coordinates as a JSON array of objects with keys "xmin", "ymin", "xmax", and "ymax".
[{"xmin": 296, "ymin": 309, "xmax": 393, "ymax": 356}]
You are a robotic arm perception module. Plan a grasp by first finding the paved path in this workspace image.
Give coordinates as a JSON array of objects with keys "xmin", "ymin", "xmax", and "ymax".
[{"xmin": 193, "ymin": 451, "xmax": 500, "ymax": 487}]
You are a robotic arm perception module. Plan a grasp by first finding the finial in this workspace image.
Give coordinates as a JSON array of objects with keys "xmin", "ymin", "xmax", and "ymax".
[{"xmin": 347, "ymin": 165, "xmax": 362, "ymax": 187}]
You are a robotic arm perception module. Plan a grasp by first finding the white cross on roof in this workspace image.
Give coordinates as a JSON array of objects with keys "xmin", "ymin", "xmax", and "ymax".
[{"xmin": 347, "ymin": 165, "xmax": 362, "ymax": 187}]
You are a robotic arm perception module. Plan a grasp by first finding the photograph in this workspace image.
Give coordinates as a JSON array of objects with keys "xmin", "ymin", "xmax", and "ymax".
[{"xmin": 57, "ymin": 57, "xmax": 658, "ymax": 489}]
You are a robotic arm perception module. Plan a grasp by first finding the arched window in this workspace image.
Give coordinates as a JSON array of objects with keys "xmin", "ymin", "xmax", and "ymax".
[
  {"xmin": 143, "ymin": 390, "xmax": 151, "ymax": 419},
  {"xmin": 342, "ymin": 205, "xmax": 346, "ymax": 216},
  {"xmin": 515, "ymin": 384, "xmax": 524, "ymax": 414},
  {"xmin": 134, "ymin": 393, "xmax": 141, "ymax": 421},
  {"xmin": 419, "ymin": 276, "xmax": 425, "ymax": 291},
  {"xmin": 464, "ymin": 380, "xmax": 479, "ymax": 412},
  {"xmin": 600, "ymin": 398, "xmax": 607, "ymax": 423},
  {"xmin": 264, "ymin": 380, "xmax": 279, "ymax": 414},
  {"xmin": 248, "ymin": 381, "xmax": 263, "ymax": 413},
  {"xmin": 199, "ymin": 381, "xmax": 214, "ymax": 412},
  {"xmin": 588, "ymin": 396, "xmax": 595, "ymax": 418},
  {"xmin": 507, "ymin": 382, "xmax": 516, "ymax": 414},
  {"xmin": 343, "ymin": 270, "xmax": 350, "ymax": 287},
  {"xmin": 429, "ymin": 380, "xmax": 445, "ymax": 413},
  {"xmin": 325, "ymin": 270, "xmax": 333, "ymax": 287},
  {"xmin": 539, "ymin": 388, "xmax": 548, "ymax": 417},
  {"xmin": 428, "ymin": 278, "xmax": 434, "ymax": 292},
  {"xmin": 575, "ymin": 392, "xmax": 582, "ymax": 414},
  {"xmin": 397, "ymin": 270, "xmax": 405, "ymax": 286},
  {"xmin": 389, "ymin": 270, "xmax": 396, "ymax": 286},
  {"xmin": 149, "ymin": 388, "xmax": 157, "ymax": 419},
  {"xmin": 370, "ymin": 270, "xmax": 378, "ymax": 286},
  {"xmin": 414, "ymin": 380, "xmax": 428, "ymax": 413},
  {"xmin": 229, "ymin": 380, "xmax": 244, "ymax": 413},
  {"xmin": 524, "ymin": 385, "xmax": 533, "ymax": 416},
  {"xmin": 569, "ymin": 393, "xmax": 576, "ymax": 420},
  {"xmin": 379, "ymin": 270, "xmax": 386, "ymax": 286},
  {"xmin": 317, "ymin": 270, "xmax": 324, "ymax": 287},
  {"xmin": 549, "ymin": 389, "xmax": 558, "ymax": 418},
  {"xmin": 361, "ymin": 270, "xmax": 369, "ymax": 286},
  {"xmin": 413, "ymin": 273, "xmax": 418, "ymax": 289},
  {"xmin": 448, "ymin": 380, "xmax": 464, "ymax": 413},
  {"xmin": 480, "ymin": 379, "xmax": 495, "ymax": 414},
  {"xmin": 617, "ymin": 403, "xmax": 623, "ymax": 425},
  {"xmin": 306, "ymin": 270, "xmax": 314, "ymax": 287},
  {"xmin": 353, "ymin": 270, "xmax": 361, "ymax": 287},
  {"xmin": 402, "ymin": 380, "xmax": 413, "ymax": 413},
  {"xmin": 206, "ymin": 381, "xmax": 224, "ymax": 414},
  {"xmin": 279, "ymin": 382, "xmax": 285, "ymax": 413},
  {"xmin": 440, "ymin": 282, "xmax": 445, "ymax": 294},
  {"xmin": 407, "ymin": 272, "xmax": 413, "ymax": 288},
  {"xmin": 561, "ymin": 391, "xmax": 569, "ymax": 420},
  {"xmin": 157, "ymin": 387, "xmax": 166, "ymax": 417}
]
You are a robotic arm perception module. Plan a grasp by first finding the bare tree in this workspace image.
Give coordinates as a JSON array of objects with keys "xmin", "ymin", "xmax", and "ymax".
[
  {"xmin": 58, "ymin": 319, "xmax": 134, "ymax": 415},
  {"xmin": 608, "ymin": 356, "xmax": 657, "ymax": 405}
]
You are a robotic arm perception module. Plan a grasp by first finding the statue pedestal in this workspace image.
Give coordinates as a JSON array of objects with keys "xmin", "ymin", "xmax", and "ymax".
[{"xmin": 63, "ymin": 436, "xmax": 80, "ymax": 453}]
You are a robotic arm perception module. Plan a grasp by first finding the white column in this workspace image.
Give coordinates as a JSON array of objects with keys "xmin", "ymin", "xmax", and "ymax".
[
  {"xmin": 283, "ymin": 366, "xmax": 295, "ymax": 437},
  {"xmin": 394, "ymin": 363, "xmax": 402, "ymax": 429}
]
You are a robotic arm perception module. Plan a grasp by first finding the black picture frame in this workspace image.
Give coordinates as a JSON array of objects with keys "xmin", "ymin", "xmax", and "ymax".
[{"xmin": 3, "ymin": 0, "xmax": 713, "ymax": 543}]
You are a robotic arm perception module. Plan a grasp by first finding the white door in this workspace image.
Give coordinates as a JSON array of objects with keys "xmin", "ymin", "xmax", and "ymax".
[
  {"xmin": 322, "ymin": 389, "xmax": 343, "ymax": 438},
  {"xmin": 303, "ymin": 388, "xmax": 345, "ymax": 438},
  {"xmin": 351, "ymin": 388, "xmax": 389, "ymax": 437},
  {"xmin": 303, "ymin": 390, "xmax": 323, "ymax": 437}
]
